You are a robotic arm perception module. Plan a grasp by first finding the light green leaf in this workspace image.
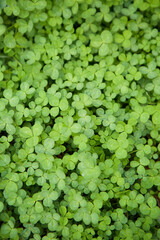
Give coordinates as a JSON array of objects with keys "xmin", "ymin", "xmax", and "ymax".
[
  {"xmin": 107, "ymin": 138, "xmax": 118, "ymax": 151},
  {"xmin": 32, "ymin": 123, "xmax": 43, "ymax": 136},
  {"xmin": 147, "ymin": 196, "xmax": 156, "ymax": 208},
  {"xmin": 140, "ymin": 112, "xmax": 149, "ymax": 123},
  {"xmin": 59, "ymin": 98, "xmax": 69, "ymax": 111},
  {"xmin": 0, "ymin": 202, "xmax": 4, "ymax": 212},
  {"xmin": 99, "ymin": 43, "xmax": 109, "ymax": 56},
  {"xmin": 137, "ymin": 165, "xmax": 145, "ymax": 175},
  {"xmin": 26, "ymin": 136, "xmax": 39, "ymax": 147},
  {"xmin": 71, "ymin": 123, "xmax": 81, "ymax": 133},
  {"xmin": 0, "ymin": 154, "xmax": 10, "ymax": 166},
  {"xmin": 20, "ymin": 127, "xmax": 32, "ymax": 138},
  {"xmin": 139, "ymin": 203, "xmax": 150, "ymax": 215},
  {"xmin": 0, "ymin": 25, "xmax": 6, "ymax": 35},
  {"xmin": 4, "ymin": 34, "xmax": 16, "ymax": 48},
  {"xmin": 152, "ymin": 112, "xmax": 160, "ymax": 125},
  {"xmin": 6, "ymin": 124, "xmax": 16, "ymax": 135},
  {"xmin": 115, "ymin": 148, "xmax": 127, "ymax": 159},
  {"xmin": 35, "ymin": 202, "xmax": 43, "ymax": 213},
  {"xmin": 5, "ymin": 181, "xmax": 18, "ymax": 192},
  {"xmin": 91, "ymin": 36, "xmax": 102, "ymax": 48},
  {"xmin": 140, "ymin": 157, "xmax": 149, "ymax": 166},
  {"xmin": 101, "ymin": 30, "xmax": 113, "ymax": 43}
]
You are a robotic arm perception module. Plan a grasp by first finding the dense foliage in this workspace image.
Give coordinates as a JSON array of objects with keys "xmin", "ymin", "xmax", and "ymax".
[{"xmin": 0, "ymin": 0, "xmax": 160, "ymax": 239}]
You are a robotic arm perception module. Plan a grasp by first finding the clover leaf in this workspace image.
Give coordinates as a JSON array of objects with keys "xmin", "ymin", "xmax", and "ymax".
[{"xmin": 91, "ymin": 30, "xmax": 113, "ymax": 56}]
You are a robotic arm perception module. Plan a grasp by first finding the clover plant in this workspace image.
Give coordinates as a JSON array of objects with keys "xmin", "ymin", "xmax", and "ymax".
[{"xmin": 0, "ymin": 0, "xmax": 160, "ymax": 239}]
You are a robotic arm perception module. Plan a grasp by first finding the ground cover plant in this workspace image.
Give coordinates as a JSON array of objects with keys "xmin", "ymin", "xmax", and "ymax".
[{"xmin": 0, "ymin": 0, "xmax": 160, "ymax": 239}]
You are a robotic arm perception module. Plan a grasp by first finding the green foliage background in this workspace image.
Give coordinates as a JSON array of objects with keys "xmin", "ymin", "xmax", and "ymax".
[{"xmin": 0, "ymin": 0, "xmax": 160, "ymax": 239}]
